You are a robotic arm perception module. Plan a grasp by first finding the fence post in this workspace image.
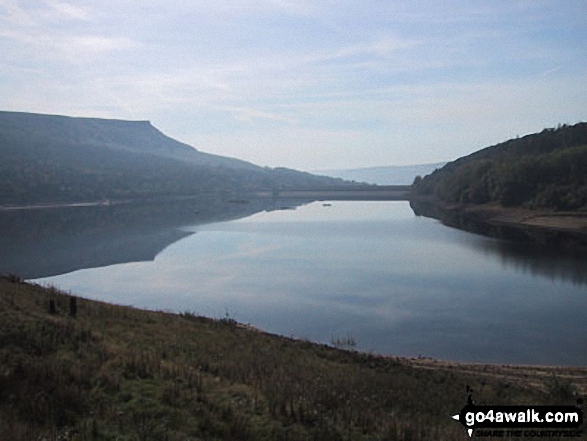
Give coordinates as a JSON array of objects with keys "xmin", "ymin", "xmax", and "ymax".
[{"xmin": 70, "ymin": 296, "xmax": 77, "ymax": 318}]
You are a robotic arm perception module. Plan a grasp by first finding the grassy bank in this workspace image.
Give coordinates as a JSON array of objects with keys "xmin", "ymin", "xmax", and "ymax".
[{"xmin": 0, "ymin": 277, "xmax": 584, "ymax": 440}]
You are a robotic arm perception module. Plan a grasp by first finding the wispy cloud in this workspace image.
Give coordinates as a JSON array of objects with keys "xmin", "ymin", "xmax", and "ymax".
[
  {"xmin": 1, "ymin": 0, "xmax": 90, "ymax": 27},
  {"xmin": 224, "ymin": 106, "xmax": 297, "ymax": 124},
  {"xmin": 155, "ymin": 0, "xmax": 318, "ymax": 17},
  {"xmin": 60, "ymin": 35, "xmax": 136, "ymax": 57},
  {"xmin": 0, "ymin": 0, "xmax": 585, "ymax": 169},
  {"xmin": 0, "ymin": 0, "xmax": 135, "ymax": 64},
  {"xmin": 259, "ymin": 0, "xmax": 316, "ymax": 15},
  {"xmin": 0, "ymin": 0, "xmax": 36, "ymax": 27},
  {"xmin": 41, "ymin": 0, "xmax": 91, "ymax": 21}
]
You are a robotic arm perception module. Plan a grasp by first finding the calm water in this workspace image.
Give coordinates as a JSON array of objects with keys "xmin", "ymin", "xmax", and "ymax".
[{"xmin": 25, "ymin": 201, "xmax": 587, "ymax": 365}]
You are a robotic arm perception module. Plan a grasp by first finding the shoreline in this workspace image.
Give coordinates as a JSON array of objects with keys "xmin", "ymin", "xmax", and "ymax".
[
  {"xmin": 410, "ymin": 195, "xmax": 587, "ymax": 253},
  {"xmin": 2, "ymin": 278, "xmax": 585, "ymax": 439},
  {"xmin": 454, "ymin": 203, "xmax": 587, "ymax": 234},
  {"xmin": 0, "ymin": 188, "xmax": 413, "ymax": 212},
  {"xmin": 238, "ymin": 320, "xmax": 587, "ymax": 396},
  {"xmin": 237, "ymin": 315, "xmax": 586, "ymax": 372},
  {"xmin": 12, "ymin": 277, "xmax": 587, "ymax": 389},
  {"xmin": 0, "ymin": 199, "xmax": 121, "ymax": 211}
]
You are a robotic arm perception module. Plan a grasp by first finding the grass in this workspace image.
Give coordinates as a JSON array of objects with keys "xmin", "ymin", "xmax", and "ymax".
[{"xmin": 0, "ymin": 277, "xmax": 584, "ymax": 440}]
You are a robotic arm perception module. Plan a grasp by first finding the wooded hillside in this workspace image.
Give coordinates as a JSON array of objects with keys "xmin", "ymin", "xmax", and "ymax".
[{"xmin": 412, "ymin": 123, "xmax": 587, "ymax": 210}]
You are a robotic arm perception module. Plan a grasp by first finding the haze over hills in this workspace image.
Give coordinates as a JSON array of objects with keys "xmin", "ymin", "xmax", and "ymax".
[
  {"xmin": 0, "ymin": 111, "xmax": 360, "ymax": 206},
  {"xmin": 412, "ymin": 123, "xmax": 587, "ymax": 210},
  {"xmin": 317, "ymin": 163, "xmax": 446, "ymax": 185}
]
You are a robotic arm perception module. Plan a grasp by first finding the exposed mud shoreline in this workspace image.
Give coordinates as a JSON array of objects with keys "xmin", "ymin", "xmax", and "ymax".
[
  {"xmin": 403, "ymin": 356, "xmax": 587, "ymax": 396},
  {"xmin": 238, "ymin": 321, "xmax": 587, "ymax": 396},
  {"xmin": 409, "ymin": 196, "xmax": 587, "ymax": 255}
]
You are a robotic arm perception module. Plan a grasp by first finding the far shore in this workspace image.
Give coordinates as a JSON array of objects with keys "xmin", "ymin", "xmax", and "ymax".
[
  {"xmin": 455, "ymin": 202, "xmax": 587, "ymax": 234},
  {"xmin": 0, "ymin": 187, "xmax": 413, "ymax": 212},
  {"xmin": 410, "ymin": 195, "xmax": 587, "ymax": 249},
  {"xmin": 262, "ymin": 187, "xmax": 411, "ymax": 200},
  {"xmin": 0, "ymin": 199, "xmax": 121, "ymax": 211}
]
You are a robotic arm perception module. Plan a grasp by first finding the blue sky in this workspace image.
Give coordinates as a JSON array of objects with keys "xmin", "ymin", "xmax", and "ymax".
[{"xmin": 1, "ymin": 0, "xmax": 586, "ymax": 170}]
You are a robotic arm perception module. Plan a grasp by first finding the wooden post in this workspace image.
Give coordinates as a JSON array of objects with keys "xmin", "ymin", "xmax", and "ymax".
[
  {"xmin": 49, "ymin": 299, "xmax": 56, "ymax": 315},
  {"xmin": 70, "ymin": 296, "xmax": 77, "ymax": 318}
]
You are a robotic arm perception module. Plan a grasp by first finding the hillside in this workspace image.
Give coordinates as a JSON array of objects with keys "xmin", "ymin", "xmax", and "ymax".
[
  {"xmin": 0, "ymin": 111, "xmax": 359, "ymax": 206},
  {"xmin": 412, "ymin": 123, "xmax": 587, "ymax": 210},
  {"xmin": 1, "ymin": 278, "xmax": 584, "ymax": 440},
  {"xmin": 317, "ymin": 162, "xmax": 445, "ymax": 185}
]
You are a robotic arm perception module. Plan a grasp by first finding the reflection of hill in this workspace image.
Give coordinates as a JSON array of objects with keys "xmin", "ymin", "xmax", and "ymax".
[
  {"xmin": 410, "ymin": 199, "xmax": 587, "ymax": 286},
  {"xmin": 0, "ymin": 197, "xmax": 307, "ymax": 279},
  {"xmin": 487, "ymin": 241, "xmax": 587, "ymax": 286},
  {"xmin": 1, "ymin": 226, "xmax": 192, "ymax": 280}
]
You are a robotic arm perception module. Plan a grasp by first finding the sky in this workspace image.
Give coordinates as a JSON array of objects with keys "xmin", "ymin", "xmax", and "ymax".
[{"xmin": 1, "ymin": 0, "xmax": 587, "ymax": 171}]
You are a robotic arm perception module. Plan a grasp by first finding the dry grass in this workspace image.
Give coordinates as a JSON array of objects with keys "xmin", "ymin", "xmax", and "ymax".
[{"xmin": 0, "ymin": 277, "xmax": 584, "ymax": 440}]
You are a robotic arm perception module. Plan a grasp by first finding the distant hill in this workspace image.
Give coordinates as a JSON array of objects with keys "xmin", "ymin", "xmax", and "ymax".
[
  {"xmin": 0, "ymin": 111, "xmax": 260, "ymax": 171},
  {"xmin": 0, "ymin": 111, "xmax": 359, "ymax": 205},
  {"xmin": 412, "ymin": 123, "xmax": 587, "ymax": 210},
  {"xmin": 317, "ymin": 163, "xmax": 445, "ymax": 185}
]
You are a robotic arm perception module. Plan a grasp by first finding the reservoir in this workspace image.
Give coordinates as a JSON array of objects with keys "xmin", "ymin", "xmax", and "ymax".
[{"xmin": 4, "ymin": 200, "xmax": 585, "ymax": 366}]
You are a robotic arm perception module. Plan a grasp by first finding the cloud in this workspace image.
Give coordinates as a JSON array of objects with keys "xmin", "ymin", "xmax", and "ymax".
[
  {"xmin": 224, "ymin": 106, "xmax": 297, "ymax": 124},
  {"xmin": 0, "ymin": 0, "xmax": 36, "ymax": 27},
  {"xmin": 60, "ymin": 35, "xmax": 136, "ymax": 57},
  {"xmin": 259, "ymin": 0, "xmax": 315, "ymax": 15},
  {"xmin": 1, "ymin": 0, "xmax": 585, "ymax": 169},
  {"xmin": 145, "ymin": 0, "xmax": 317, "ymax": 17},
  {"xmin": 1, "ymin": 0, "xmax": 90, "ymax": 26},
  {"xmin": 41, "ymin": 0, "xmax": 91, "ymax": 21},
  {"xmin": 0, "ymin": 0, "xmax": 135, "ymax": 65},
  {"xmin": 310, "ymin": 37, "xmax": 420, "ymax": 66}
]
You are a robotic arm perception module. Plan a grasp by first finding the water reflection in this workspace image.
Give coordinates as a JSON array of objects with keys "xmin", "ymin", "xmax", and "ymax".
[
  {"xmin": 3, "ymin": 200, "xmax": 586, "ymax": 365},
  {"xmin": 473, "ymin": 239, "xmax": 587, "ymax": 286},
  {"xmin": 0, "ymin": 197, "xmax": 307, "ymax": 279},
  {"xmin": 410, "ymin": 199, "xmax": 587, "ymax": 286}
]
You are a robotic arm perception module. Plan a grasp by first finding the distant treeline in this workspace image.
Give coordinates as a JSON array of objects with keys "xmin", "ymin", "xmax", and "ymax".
[
  {"xmin": 412, "ymin": 123, "xmax": 587, "ymax": 210},
  {"xmin": 0, "ymin": 140, "xmax": 350, "ymax": 205}
]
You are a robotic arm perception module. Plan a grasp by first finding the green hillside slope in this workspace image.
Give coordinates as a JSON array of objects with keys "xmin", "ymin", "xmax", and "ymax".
[{"xmin": 412, "ymin": 123, "xmax": 587, "ymax": 210}]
